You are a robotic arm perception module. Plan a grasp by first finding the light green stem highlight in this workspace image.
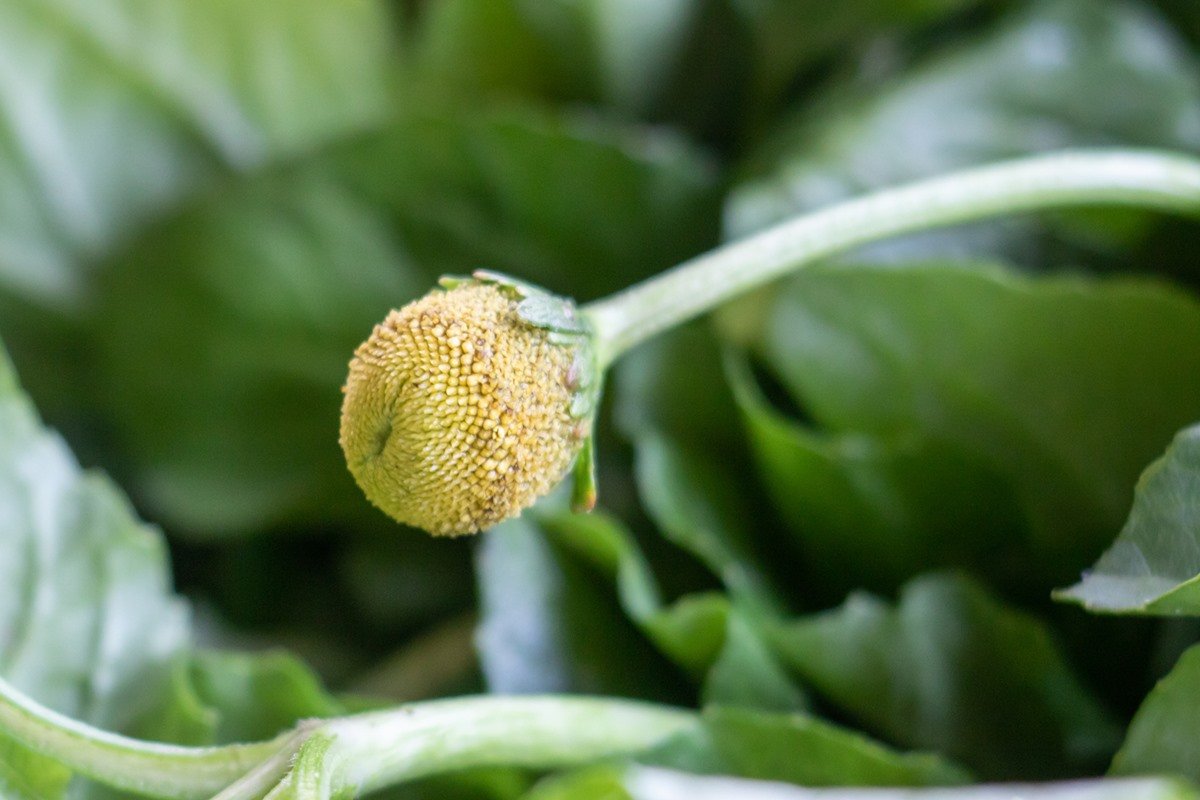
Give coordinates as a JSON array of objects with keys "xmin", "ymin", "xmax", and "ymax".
[
  {"xmin": 583, "ymin": 149, "xmax": 1200, "ymax": 367},
  {"xmin": 0, "ymin": 674, "xmax": 694, "ymax": 800},
  {"xmin": 324, "ymin": 696, "xmax": 695, "ymax": 796},
  {"xmin": 0, "ymin": 676, "xmax": 286, "ymax": 799}
]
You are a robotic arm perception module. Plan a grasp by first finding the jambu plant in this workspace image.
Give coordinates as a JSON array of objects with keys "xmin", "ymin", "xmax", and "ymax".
[
  {"xmin": 2, "ymin": 148, "xmax": 1200, "ymax": 800},
  {"xmin": 339, "ymin": 149, "xmax": 1200, "ymax": 536}
]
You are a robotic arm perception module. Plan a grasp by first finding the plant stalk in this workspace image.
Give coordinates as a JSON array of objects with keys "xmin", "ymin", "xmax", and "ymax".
[
  {"xmin": 0, "ymin": 676, "xmax": 286, "ymax": 799},
  {"xmin": 582, "ymin": 149, "xmax": 1200, "ymax": 367},
  {"xmin": 323, "ymin": 696, "xmax": 695, "ymax": 795},
  {"xmin": 0, "ymin": 674, "xmax": 694, "ymax": 800}
]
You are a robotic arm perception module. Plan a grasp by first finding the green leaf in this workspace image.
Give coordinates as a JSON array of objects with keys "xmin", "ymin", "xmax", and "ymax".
[
  {"xmin": 477, "ymin": 510, "xmax": 807, "ymax": 713},
  {"xmin": 645, "ymin": 706, "xmax": 970, "ymax": 787},
  {"xmin": 634, "ymin": 435, "xmax": 785, "ymax": 614},
  {"xmin": 411, "ymin": 0, "xmax": 728, "ymax": 123},
  {"xmin": 475, "ymin": 515, "xmax": 683, "ymax": 699},
  {"xmin": 620, "ymin": 767, "xmax": 1200, "ymax": 800},
  {"xmin": 134, "ymin": 650, "xmax": 344, "ymax": 747},
  {"xmin": 95, "ymin": 167, "xmax": 424, "ymax": 535},
  {"xmin": 0, "ymin": 338, "xmax": 346, "ymax": 796},
  {"xmin": 94, "ymin": 109, "xmax": 718, "ymax": 535},
  {"xmin": 615, "ymin": 324, "xmax": 792, "ymax": 612},
  {"xmin": 725, "ymin": 351, "xmax": 1023, "ymax": 596},
  {"xmin": 767, "ymin": 573, "xmax": 1121, "ymax": 780},
  {"xmin": 759, "ymin": 264, "xmax": 1200, "ymax": 583},
  {"xmin": 1111, "ymin": 643, "xmax": 1200, "ymax": 781},
  {"xmin": 729, "ymin": 0, "xmax": 987, "ymax": 111},
  {"xmin": 523, "ymin": 765, "xmax": 631, "ymax": 800},
  {"xmin": 544, "ymin": 511, "xmax": 806, "ymax": 713},
  {"xmin": 1056, "ymin": 424, "xmax": 1200, "ymax": 614},
  {"xmin": 0, "ymin": 340, "xmax": 189, "ymax": 796},
  {"xmin": 727, "ymin": 0, "xmax": 1200, "ymax": 259},
  {"xmin": 0, "ymin": 0, "xmax": 393, "ymax": 309},
  {"xmin": 700, "ymin": 613, "xmax": 806, "ymax": 713},
  {"xmin": 0, "ymin": 344, "xmax": 189, "ymax": 731}
]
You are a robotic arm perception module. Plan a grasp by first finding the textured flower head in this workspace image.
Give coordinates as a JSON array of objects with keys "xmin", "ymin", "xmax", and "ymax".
[{"xmin": 340, "ymin": 277, "xmax": 594, "ymax": 536}]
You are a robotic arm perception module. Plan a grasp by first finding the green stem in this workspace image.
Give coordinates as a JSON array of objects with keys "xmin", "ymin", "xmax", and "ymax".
[
  {"xmin": 0, "ymin": 674, "xmax": 694, "ymax": 800},
  {"xmin": 322, "ymin": 696, "xmax": 695, "ymax": 796},
  {"xmin": 582, "ymin": 149, "xmax": 1200, "ymax": 367},
  {"xmin": 0, "ymin": 676, "xmax": 286, "ymax": 799}
]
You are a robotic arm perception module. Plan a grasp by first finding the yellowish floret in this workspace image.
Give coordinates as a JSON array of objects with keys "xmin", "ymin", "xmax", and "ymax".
[{"xmin": 339, "ymin": 284, "xmax": 584, "ymax": 536}]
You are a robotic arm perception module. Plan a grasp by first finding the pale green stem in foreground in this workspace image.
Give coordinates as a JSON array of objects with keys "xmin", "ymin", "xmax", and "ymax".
[
  {"xmin": 0, "ymin": 674, "xmax": 694, "ymax": 800},
  {"xmin": 583, "ymin": 149, "xmax": 1200, "ymax": 368},
  {"xmin": 0, "ymin": 676, "xmax": 287, "ymax": 799},
  {"xmin": 320, "ymin": 696, "xmax": 694, "ymax": 797},
  {"xmin": 624, "ymin": 767, "xmax": 1197, "ymax": 800}
]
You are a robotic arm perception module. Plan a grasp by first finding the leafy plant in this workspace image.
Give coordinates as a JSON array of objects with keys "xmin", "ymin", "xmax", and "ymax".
[{"xmin": 3, "ymin": 0, "xmax": 1200, "ymax": 798}]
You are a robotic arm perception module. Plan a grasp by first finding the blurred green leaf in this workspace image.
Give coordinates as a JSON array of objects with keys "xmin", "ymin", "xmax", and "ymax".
[
  {"xmin": 411, "ymin": 0, "xmax": 993, "ymax": 143},
  {"xmin": 475, "ymin": 514, "xmax": 684, "ymax": 699},
  {"xmin": 0, "ymin": 344, "xmax": 189, "ymax": 729},
  {"xmin": 134, "ymin": 650, "xmax": 344, "ymax": 746},
  {"xmin": 1056, "ymin": 425, "xmax": 1200, "ymax": 614},
  {"xmin": 410, "ymin": 0, "xmax": 734, "ymax": 128},
  {"xmin": 544, "ymin": 511, "xmax": 805, "ymax": 712},
  {"xmin": 768, "ymin": 572, "xmax": 1121, "ymax": 780},
  {"xmin": 523, "ymin": 765, "xmax": 630, "ymax": 800},
  {"xmin": 729, "ymin": 0, "xmax": 986, "ymax": 111},
  {"xmin": 634, "ymin": 435, "xmax": 785, "ymax": 614},
  {"xmin": 477, "ymin": 510, "xmax": 806, "ymax": 712},
  {"xmin": 726, "ymin": 351, "xmax": 1024, "ymax": 596},
  {"xmin": 0, "ymin": 341, "xmax": 189, "ymax": 796},
  {"xmin": 644, "ymin": 706, "xmax": 971, "ymax": 787},
  {"xmin": 727, "ymin": 0, "xmax": 1200, "ymax": 262},
  {"xmin": 615, "ymin": 323, "xmax": 798, "ymax": 610},
  {"xmin": 759, "ymin": 264, "xmax": 1200, "ymax": 583},
  {"xmin": 1111, "ymin": 642, "xmax": 1200, "ymax": 782},
  {"xmin": 0, "ymin": 0, "xmax": 393, "ymax": 310},
  {"xmin": 0, "ymin": 337, "xmax": 347, "ymax": 796},
  {"xmin": 95, "ymin": 109, "xmax": 718, "ymax": 535}
]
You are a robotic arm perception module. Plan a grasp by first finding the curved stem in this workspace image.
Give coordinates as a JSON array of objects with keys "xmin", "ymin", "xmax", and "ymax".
[
  {"xmin": 582, "ymin": 149, "xmax": 1200, "ymax": 367},
  {"xmin": 0, "ymin": 676, "xmax": 286, "ymax": 799},
  {"xmin": 323, "ymin": 696, "xmax": 695, "ymax": 796},
  {"xmin": 0, "ymin": 674, "xmax": 694, "ymax": 800}
]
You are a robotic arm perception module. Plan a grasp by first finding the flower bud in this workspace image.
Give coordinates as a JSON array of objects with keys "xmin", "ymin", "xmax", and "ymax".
[{"xmin": 340, "ymin": 280, "xmax": 592, "ymax": 536}]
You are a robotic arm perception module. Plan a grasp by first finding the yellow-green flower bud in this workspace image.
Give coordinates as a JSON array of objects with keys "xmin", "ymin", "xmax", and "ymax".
[{"xmin": 340, "ymin": 281, "xmax": 591, "ymax": 536}]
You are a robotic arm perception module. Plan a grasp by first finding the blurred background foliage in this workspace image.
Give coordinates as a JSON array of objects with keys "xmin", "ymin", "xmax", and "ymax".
[{"xmin": 2, "ymin": 0, "xmax": 1200, "ymax": 794}]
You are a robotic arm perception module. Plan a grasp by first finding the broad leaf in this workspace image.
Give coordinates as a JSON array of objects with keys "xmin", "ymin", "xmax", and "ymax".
[
  {"xmin": 0, "ymin": 343, "xmax": 189, "ymax": 796},
  {"xmin": 0, "ymin": 340, "xmax": 347, "ymax": 796},
  {"xmin": 1111, "ymin": 643, "xmax": 1200, "ymax": 782},
  {"xmin": 643, "ymin": 706, "xmax": 970, "ymax": 787},
  {"xmin": 727, "ymin": 0, "xmax": 1200, "ymax": 262},
  {"xmin": 1056, "ymin": 425, "xmax": 1200, "ymax": 614},
  {"xmin": 615, "ymin": 324, "xmax": 796, "ymax": 611},
  {"xmin": 133, "ymin": 650, "xmax": 344, "ymax": 746},
  {"xmin": 725, "ymin": 352, "xmax": 1023, "ymax": 596},
  {"xmin": 768, "ymin": 573, "xmax": 1121, "ymax": 780},
  {"xmin": 0, "ymin": 352, "xmax": 189, "ymax": 728},
  {"xmin": 0, "ymin": 0, "xmax": 392, "ymax": 310},
  {"xmin": 729, "ymin": 0, "xmax": 988, "ymax": 112},
  {"xmin": 477, "ymin": 510, "xmax": 807, "ymax": 712},
  {"xmin": 759, "ymin": 264, "xmax": 1200, "ymax": 583},
  {"xmin": 475, "ymin": 514, "xmax": 684, "ymax": 700}
]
